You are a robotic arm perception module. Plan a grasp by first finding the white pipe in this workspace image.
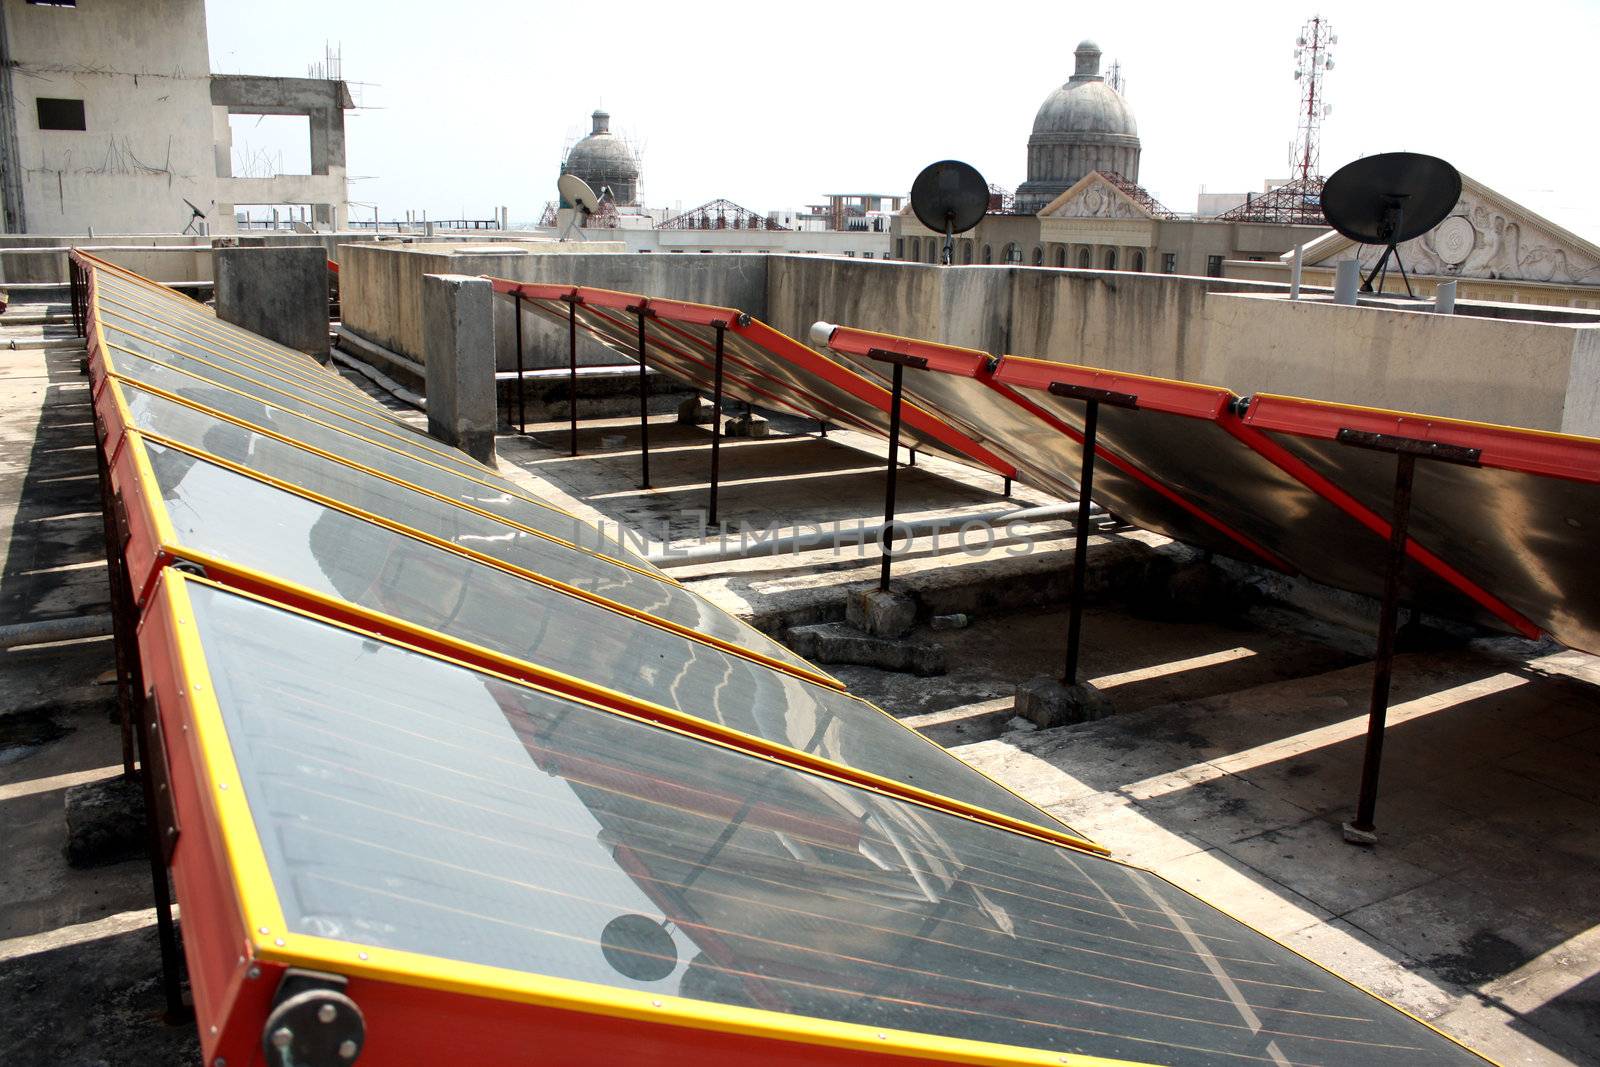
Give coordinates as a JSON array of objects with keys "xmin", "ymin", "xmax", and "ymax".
[
  {"xmin": 648, "ymin": 502, "xmax": 1098, "ymax": 568},
  {"xmin": 0, "ymin": 613, "xmax": 113, "ymax": 650}
]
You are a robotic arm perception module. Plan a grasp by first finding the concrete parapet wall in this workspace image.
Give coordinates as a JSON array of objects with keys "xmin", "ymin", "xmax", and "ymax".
[{"xmin": 340, "ymin": 249, "xmax": 1600, "ymax": 435}]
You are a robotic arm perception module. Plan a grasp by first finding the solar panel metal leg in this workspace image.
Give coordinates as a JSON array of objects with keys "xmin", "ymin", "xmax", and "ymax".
[
  {"xmin": 1003, "ymin": 475, "xmax": 1012, "ymax": 498},
  {"xmin": 513, "ymin": 293, "xmax": 525, "ymax": 433},
  {"xmin": 136, "ymin": 687, "xmax": 189, "ymax": 1023},
  {"xmin": 1345, "ymin": 452, "xmax": 1415, "ymax": 843},
  {"xmin": 567, "ymin": 296, "xmax": 579, "ymax": 457},
  {"xmin": 636, "ymin": 308, "xmax": 651, "ymax": 490},
  {"xmin": 908, "ymin": 447, "xmax": 917, "ymax": 467},
  {"xmin": 708, "ymin": 323, "xmax": 726, "ymax": 528},
  {"xmin": 880, "ymin": 361, "xmax": 906, "ymax": 592},
  {"xmin": 818, "ymin": 420, "xmax": 827, "ymax": 438},
  {"xmin": 1062, "ymin": 399, "xmax": 1099, "ymax": 685}
]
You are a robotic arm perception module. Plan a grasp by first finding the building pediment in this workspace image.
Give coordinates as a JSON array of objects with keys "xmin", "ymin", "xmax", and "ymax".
[
  {"xmin": 1296, "ymin": 174, "xmax": 1600, "ymax": 286},
  {"xmin": 1038, "ymin": 171, "xmax": 1153, "ymax": 221}
]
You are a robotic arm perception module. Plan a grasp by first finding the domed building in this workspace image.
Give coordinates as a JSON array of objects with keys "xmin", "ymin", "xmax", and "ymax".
[
  {"xmin": 561, "ymin": 109, "xmax": 640, "ymax": 206},
  {"xmin": 1015, "ymin": 41, "xmax": 1141, "ymax": 214}
]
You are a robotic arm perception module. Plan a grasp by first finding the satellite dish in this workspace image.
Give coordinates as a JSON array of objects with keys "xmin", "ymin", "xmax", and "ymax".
[
  {"xmin": 181, "ymin": 197, "xmax": 207, "ymax": 236},
  {"xmin": 557, "ymin": 173, "xmax": 601, "ymax": 241},
  {"xmin": 910, "ymin": 160, "xmax": 989, "ymax": 266},
  {"xmin": 1321, "ymin": 152, "xmax": 1461, "ymax": 297}
]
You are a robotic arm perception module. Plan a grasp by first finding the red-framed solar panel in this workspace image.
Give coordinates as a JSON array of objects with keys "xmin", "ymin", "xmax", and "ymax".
[
  {"xmin": 491, "ymin": 281, "xmax": 1016, "ymax": 476},
  {"xmin": 820, "ymin": 326, "xmax": 1292, "ymax": 571},
  {"xmin": 1242, "ymin": 393, "xmax": 1600, "ymax": 651}
]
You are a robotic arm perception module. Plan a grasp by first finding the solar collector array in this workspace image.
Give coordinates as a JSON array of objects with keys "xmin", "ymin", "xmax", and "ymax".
[{"xmin": 79, "ymin": 253, "xmax": 1489, "ymax": 1065}]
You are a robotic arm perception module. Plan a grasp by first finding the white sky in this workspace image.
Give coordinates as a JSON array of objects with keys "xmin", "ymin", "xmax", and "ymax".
[{"xmin": 205, "ymin": 0, "xmax": 1600, "ymax": 240}]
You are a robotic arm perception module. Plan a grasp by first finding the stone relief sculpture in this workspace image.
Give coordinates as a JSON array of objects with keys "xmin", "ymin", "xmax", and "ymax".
[
  {"xmin": 1056, "ymin": 178, "xmax": 1141, "ymax": 219},
  {"xmin": 1360, "ymin": 190, "xmax": 1600, "ymax": 284}
]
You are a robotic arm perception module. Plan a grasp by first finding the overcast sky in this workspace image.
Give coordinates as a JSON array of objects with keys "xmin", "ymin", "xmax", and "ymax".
[{"xmin": 205, "ymin": 0, "xmax": 1600, "ymax": 240}]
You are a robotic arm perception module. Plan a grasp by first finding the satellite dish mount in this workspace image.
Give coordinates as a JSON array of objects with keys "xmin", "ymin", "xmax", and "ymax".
[
  {"xmin": 181, "ymin": 197, "xmax": 207, "ymax": 236},
  {"xmin": 1321, "ymin": 152, "xmax": 1461, "ymax": 299},
  {"xmin": 557, "ymin": 173, "xmax": 602, "ymax": 242},
  {"xmin": 910, "ymin": 160, "xmax": 988, "ymax": 266}
]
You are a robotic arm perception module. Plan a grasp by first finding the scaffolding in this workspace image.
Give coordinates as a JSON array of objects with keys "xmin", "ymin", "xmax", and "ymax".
[
  {"xmin": 1099, "ymin": 171, "xmax": 1177, "ymax": 220},
  {"xmin": 1213, "ymin": 176, "xmax": 1326, "ymax": 225},
  {"xmin": 658, "ymin": 198, "xmax": 787, "ymax": 231}
]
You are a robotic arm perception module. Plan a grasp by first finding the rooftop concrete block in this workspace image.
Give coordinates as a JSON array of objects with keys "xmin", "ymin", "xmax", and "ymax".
[
  {"xmin": 213, "ymin": 244, "xmax": 330, "ymax": 359},
  {"xmin": 423, "ymin": 273, "xmax": 497, "ymax": 464}
]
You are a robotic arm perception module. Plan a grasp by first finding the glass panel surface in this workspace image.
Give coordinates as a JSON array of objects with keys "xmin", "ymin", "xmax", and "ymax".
[
  {"xmin": 188, "ymin": 580, "xmax": 1483, "ymax": 1066},
  {"xmin": 109, "ymin": 363, "xmax": 653, "ymax": 569},
  {"xmin": 100, "ymin": 332, "xmax": 505, "ymax": 488},
  {"xmin": 121, "ymin": 384, "xmax": 801, "ymax": 667},
  {"xmin": 143, "ymin": 444, "xmax": 1061, "ymax": 833}
]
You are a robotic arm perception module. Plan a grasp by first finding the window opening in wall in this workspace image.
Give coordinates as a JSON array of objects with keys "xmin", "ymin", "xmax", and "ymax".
[
  {"xmin": 1104, "ymin": 248, "xmax": 1118, "ymax": 270},
  {"xmin": 228, "ymin": 114, "xmax": 312, "ymax": 176},
  {"xmin": 1132, "ymin": 250, "xmax": 1146, "ymax": 272},
  {"xmin": 1207, "ymin": 254, "xmax": 1224, "ymax": 277},
  {"xmin": 895, "ymin": 237, "xmax": 904, "ymax": 258},
  {"xmin": 1078, "ymin": 248, "xmax": 1091, "ymax": 268},
  {"xmin": 981, "ymin": 244, "xmax": 991, "ymax": 264},
  {"xmin": 1055, "ymin": 246, "xmax": 1066, "ymax": 267},
  {"xmin": 1032, "ymin": 246, "xmax": 1043, "ymax": 265},
  {"xmin": 1162, "ymin": 252, "xmax": 1177, "ymax": 274},
  {"xmin": 36, "ymin": 98, "xmax": 85, "ymax": 131}
]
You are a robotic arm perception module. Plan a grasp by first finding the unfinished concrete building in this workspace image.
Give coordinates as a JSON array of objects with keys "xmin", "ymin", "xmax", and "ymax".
[{"xmin": 0, "ymin": 0, "xmax": 352, "ymax": 234}]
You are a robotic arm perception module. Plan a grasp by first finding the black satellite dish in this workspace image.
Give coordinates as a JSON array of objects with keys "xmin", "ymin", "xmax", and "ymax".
[
  {"xmin": 910, "ymin": 160, "xmax": 989, "ymax": 266},
  {"xmin": 1321, "ymin": 152, "xmax": 1461, "ymax": 297}
]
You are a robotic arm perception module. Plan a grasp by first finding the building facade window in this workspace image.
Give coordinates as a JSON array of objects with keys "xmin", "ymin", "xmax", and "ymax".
[
  {"xmin": 1054, "ymin": 246, "xmax": 1066, "ymax": 267},
  {"xmin": 962, "ymin": 241, "xmax": 973, "ymax": 264},
  {"xmin": 1132, "ymin": 250, "xmax": 1145, "ymax": 272},
  {"xmin": 36, "ymin": 97, "xmax": 85, "ymax": 130},
  {"xmin": 895, "ymin": 238, "xmax": 904, "ymax": 259},
  {"xmin": 1104, "ymin": 248, "xmax": 1118, "ymax": 270},
  {"xmin": 1207, "ymin": 254, "xmax": 1224, "ymax": 277},
  {"xmin": 1077, "ymin": 248, "xmax": 1091, "ymax": 268},
  {"xmin": 981, "ymin": 244, "xmax": 991, "ymax": 264},
  {"xmin": 1161, "ymin": 252, "xmax": 1177, "ymax": 274},
  {"xmin": 863, "ymin": 251, "xmax": 873, "ymax": 259},
  {"xmin": 1032, "ymin": 246, "xmax": 1043, "ymax": 265}
]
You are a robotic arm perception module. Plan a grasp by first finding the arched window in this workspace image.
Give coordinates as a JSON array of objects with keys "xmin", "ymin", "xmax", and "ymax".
[
  {"xmin": 1054, "ymin": 245, "xmax": 1067, "ymax": 267},
  {"xmin": 1032, "ymin": 246, "xmax": 1044, "ymax": 265},
  {"xmin": 1104, "ymin": 248, "xmax": 1118, "ymax": 270},
  {"xmin": 1132, "ymin": 249, "xmax": 1146, "ymax": 272},
  {"xmin": 895, "ymin": 238, "xmax": 904, "ymax": 259},
  {"xmin": 962, "ymin": 240, "xmax": 974, "ymax": 264},
  {"xmin": 1001, "ymin": 242, "xmax": 1017, "ymax": 264},
  {"xmin": 981, "ymin": 244, "xmax": 992, "ymax": 264},
  {"xmin": 1077, "ymin": 247, "xmax": 1091, "ymax": 268},
  {"xmin": 929, "ymin": 240, "xmax": 941, "ymax": 264}
]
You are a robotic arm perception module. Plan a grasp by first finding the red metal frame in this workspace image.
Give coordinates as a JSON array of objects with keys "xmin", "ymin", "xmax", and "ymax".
[{"xmin": 1245, "ymin": 393, "xmax": 1600, "ymax": 484}]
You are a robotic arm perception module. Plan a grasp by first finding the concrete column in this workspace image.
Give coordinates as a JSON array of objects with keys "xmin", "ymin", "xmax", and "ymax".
[
  {"xmin": 423, "ymin": 273, "xmax": 497, "ymax": 464},
  {"xmin": 213, "ymin": 245, "xmax": 330, "ymax": 360}
]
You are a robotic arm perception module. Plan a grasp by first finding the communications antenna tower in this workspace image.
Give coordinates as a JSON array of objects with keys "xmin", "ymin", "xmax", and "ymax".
[{"xmin": 1290, "ymin": 15, "xmax": 1335, "ymax": 182}]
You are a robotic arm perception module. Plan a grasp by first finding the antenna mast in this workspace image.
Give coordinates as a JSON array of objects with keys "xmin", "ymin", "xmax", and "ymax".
[{"xmin": 1290, "ymin": 15, "xmax": 1335, "ymax": 182}]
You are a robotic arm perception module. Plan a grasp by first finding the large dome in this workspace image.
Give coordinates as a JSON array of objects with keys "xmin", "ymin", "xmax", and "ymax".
[
  {"xmin": 561, "ymin": 110, "xmax": 640, "ymax": 205},
  {"xmin": 1015, "ymin": 41, "xmax": 1142, "ymax": 214}
]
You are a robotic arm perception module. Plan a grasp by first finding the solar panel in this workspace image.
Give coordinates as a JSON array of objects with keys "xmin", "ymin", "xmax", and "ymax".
[
  {"xmin": 95, "ymin": 347, "xmax": 658, "ymax": 572},
  {"xmin": 104, "ymin": 421, "xmax": 1075, "ymax": 841},
  {"xmin": 109, "ymin": 379, "xmax": 812, "ymax": 676},
  {"xmin": 143, "ymin": 571, "xmax": 1488, "ymax": 1067},
  {"xmin": 821, "ymin": 327, "xmax": 1289, "ymax": 569},
  {"xmin": 992, "ymin": 357, "xmax": 1529, "ymax": 633},
  {"xmin": 499, "ymin": 282, "xmax": 1014, "ymax": 474},
  {"xmin": 1243, "ymin": 393, "xmax": 1600, "ymax": 651},
  {"xmin": 92, "ymin": 334, "xmax": 550, "ymax": 501}
]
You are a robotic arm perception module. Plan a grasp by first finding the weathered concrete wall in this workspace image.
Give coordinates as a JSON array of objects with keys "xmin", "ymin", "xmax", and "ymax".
[
  {"xmin": 341, "ymin": 249, "xmax": 1600, "ymax": 434},
  {"xmin": 2, "ymin": 0, "xmax": 217, "ymax": 235},
  {"xmin": 339, "ymin": 244, "xmax": 764, "ymax": 371},
  {"xmin": 423, "ymin": 273, "xmax": 496, "ymax": 463},
  {"xmin": 213, "ymin": 245, "xmax": 329, "ymax": 358}
]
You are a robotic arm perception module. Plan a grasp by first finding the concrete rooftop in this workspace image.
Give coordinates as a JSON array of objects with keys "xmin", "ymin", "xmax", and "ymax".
[{"xmin": 2, "ymin": 304, "xmax": 1598, "ymax": 1065}]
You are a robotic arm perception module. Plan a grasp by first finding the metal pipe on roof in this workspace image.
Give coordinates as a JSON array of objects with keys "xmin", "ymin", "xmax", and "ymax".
[
  {"xmin": 0, "ymin": 613, "xmax": 113, "ymax": 650},
  {"xmin": 647, "ymin": 502, "xmax": 1098, "ymax": 568}
]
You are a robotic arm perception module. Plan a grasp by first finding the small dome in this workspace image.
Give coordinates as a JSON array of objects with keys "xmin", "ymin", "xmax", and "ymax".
[
  {"xmin": 1014, "ymin": 39, "xmax": 1141, "ymax": 214},
  {"xmin": 1031, "ymin": 43, "xmax": 1137, "ymax": 139},
  {"xmin": 562, "ymin": 108, "xmax": 640, "ymax": 203}
]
